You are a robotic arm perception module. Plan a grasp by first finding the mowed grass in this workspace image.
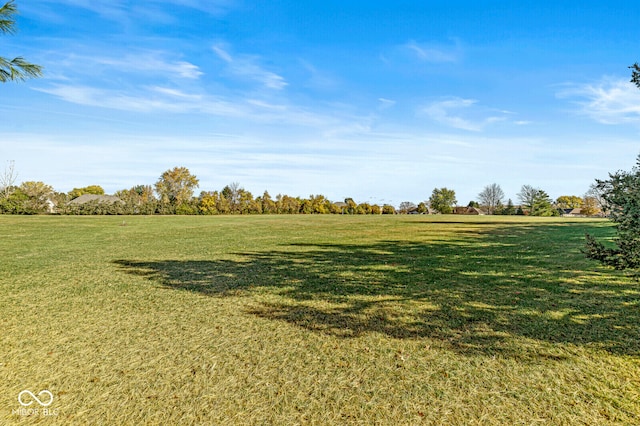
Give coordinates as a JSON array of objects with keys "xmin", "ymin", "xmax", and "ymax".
[{"xmin": 1, "ymin": 215, "xmax": 639, "ymax": 425}]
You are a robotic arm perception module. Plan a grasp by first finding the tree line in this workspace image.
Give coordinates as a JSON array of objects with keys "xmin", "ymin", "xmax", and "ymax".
[
  {"xmin": 0, "ymin": 164, "xmax": 386, "ymax": 215},
  {"xmin": 0, "ymin": 164, "xmax": 605, "ymax": 216},
  {"xmin": 399, "ymin": 184, "xmax": 602, "ymax": 217}
]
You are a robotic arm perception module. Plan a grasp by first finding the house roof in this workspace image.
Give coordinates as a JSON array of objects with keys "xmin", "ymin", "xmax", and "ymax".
[
  {"xmin": 562, "ymin": 208, "xmax": 582, "ymax": 215},
  {"xmin": 68, "ymin": 194, "xmax": 123, "ymax": 205},
  {"xmin": 453, "ymin": 206, "xmax": 486, "ymax": 215}
]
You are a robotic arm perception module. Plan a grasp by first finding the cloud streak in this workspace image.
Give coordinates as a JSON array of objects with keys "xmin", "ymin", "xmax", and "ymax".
[
  {"xmin": 97, "ymin": 54, "xmax": 204, "ymax": 79},
  {"xmin": 41, "ymin": 50, "xmax": 204, "ymax": 83},
  {"xmin": 557, "ymin": 78, "xmax": 640, "ymax": 124},
  {"xmin": 29, "ymin": 0, "xmax": 235, "ymax": 21},
  {"xmin": 404, "ymin": 40, "xmax": 461, "ymax": 63},
  {"xmin": 421, "ymin": 98, "xmax": 507, "ymax": 131},
  {"xmin": 212, "ymin": 44, "xmax": 288, "ymax": 90},
  {"xmin": 34, "ymin": 81, "xmax": 371, "ymax": 132}
]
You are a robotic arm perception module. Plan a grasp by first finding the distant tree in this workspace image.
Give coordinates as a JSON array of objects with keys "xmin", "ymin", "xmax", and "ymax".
[
  {"xmin": 581, "ymin": 196, "xmax": 599, "ymax": 216},
  {"xmin": 132, "ymin": 185, "xmax": 155, "ymax": 202},
  {"xmin": 309, "ymin": 194, "xmax": 330, "ymax": 214},
  {"xmin": 382, "ymin": 204, "xmax": 396, "ymax": 214},
  {"xmin": 517, "ymin": 185, "xmax": 538, "ymax": 214},
  {"xmin": 344, "ymin": 198, "xmax": 357, "ymax": 215},
  {"xmin": 19, "ymin": 181, "xmax": 53, "ymax": 213},
  {"xmin": 533, "ymin": 190, "xmax": 555, "ymax": 216},
  {"xmin": 556, "ymin": 195, "xmax": 583, "ymax": 210},
  {"xmin": 198, "ymin": 191, "xmax": 217, "ymax": 215},
  {"xmin": 477, "ymin": 183, "xmax": 504, "ymax": 215},
  {"xmin": 276, "ymin": 194, "xmax": 301, "ymax": 214},
  {"xmin": 251, "ymin": 199, "xmax": 263, "ymax": 214},
  {"xmin": 499, "ymin": 198, "xmax": 516, "ymax": 215},
  {"xmin": 0, "ymin": 160, "xmax": 17, "ymax": 198},
  {"xmin": 586, "ymin": 182, "xmax": 608, "ymax": 213},
  {"xmin": 371, "ymin": 204, "xmax": 382, "ymax": 215},
  {"xmin": 398, "ymin": 201, "xmax": 416, "ymax": 214},
  {"xmin": 238, "ymin": 188, "xmax": 257, "ymax": 214},
  {"xmin": 417, "ymin": 202, "xmax": 428, "ymax": 214},
  {"xmin": 0, "ymin": 1, "xmax": 43, "ymax": 82},
  {"xmin": 299, "ymin": 199, "xmax": 313, "ymax": 214},
  {"xmin": 175, "ymin": 199, "xmax": 199, "ymax": 215},
  {"xmin": 0, "ymin": 186, "xmax": 27, "ymax": 213},
  {"xmin": 429, "ymin": 187, "xmax": 457, "ymax": 214},
  {"xmin": 356, "ymin": 202, "xmax": 373, "ymax": 214},
  {"xmin": 155, "ymin": 167, "xmax": 199, "ymax": 208},
  {"xmin": 68, "ymin": 185, "xmax": 105, "ymax": 200},
  {"xmin": 517, "ymin": 185, "xmax": 554, "ymax": 216},
  {"xmin": 585, "ymin": 155, "xmax": 640, "ymax": 270},
  {"xmin": 208, "ymin": 191, "xmax": 230, "ymax": 214},
  {"xmin": 115, "ymin": 185, "xmax": 156, "ymax": 215},
  {"xmin": 222, "ymin": 182, "xmax": 242, "ymax": 214},
  {"xmin": 259, "ymin": 191, "xmax": 276, "ymax": 214}
]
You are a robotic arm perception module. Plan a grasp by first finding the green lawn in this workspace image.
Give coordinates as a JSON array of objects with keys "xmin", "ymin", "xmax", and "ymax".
[{"xmin": 1, "ymin": 215, "xmax": 639, "ymax": 425}]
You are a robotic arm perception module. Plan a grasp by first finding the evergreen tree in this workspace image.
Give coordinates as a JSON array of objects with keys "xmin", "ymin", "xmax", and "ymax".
[{"xmin": 585, "ymin": 155, "xmax": 640, "ymax": 270}]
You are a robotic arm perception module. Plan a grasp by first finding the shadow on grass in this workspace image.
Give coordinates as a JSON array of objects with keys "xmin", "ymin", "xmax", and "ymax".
[{"xmin": 114, "ymin": 222, "xmax": 640, "ymax": 357}]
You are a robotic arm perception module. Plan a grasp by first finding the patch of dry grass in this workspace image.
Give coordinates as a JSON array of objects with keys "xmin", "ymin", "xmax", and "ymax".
[{"xmin": 1, "ymin": 215, "xmax": 639, "ymax": 424}]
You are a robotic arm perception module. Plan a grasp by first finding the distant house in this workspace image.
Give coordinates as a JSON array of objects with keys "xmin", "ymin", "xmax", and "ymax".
[
  {"xmin": 561, "ymin": 207, "xmax": 605, "ymax": 218},
  {"xmin": 67, "ymin": 194, "xmax": 123, "ymax": 205},
  {"xmin": 562, "ymin": 208, "xmax": 583, "ymax": 217},
  {"xmin": 333, "ymin": 201, "xmax": 348, "ymax": 214},
  {"xmin": 452, "ymin": 206, "xmax": 486, "ymax": 215}
]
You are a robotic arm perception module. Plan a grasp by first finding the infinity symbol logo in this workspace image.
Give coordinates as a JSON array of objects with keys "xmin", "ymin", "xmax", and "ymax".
[{"xmin": 18, "ymin": 390, "xmax": 54, "ymax": 407}]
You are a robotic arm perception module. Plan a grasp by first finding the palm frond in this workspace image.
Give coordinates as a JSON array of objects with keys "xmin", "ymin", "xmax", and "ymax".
[
  {"xmin": 0, "ymin": 1, "xmax": 17, "ymax": 34},
  {"xmin": 0, "ymin": 56, "xmax": 43, "ymax": 82}
]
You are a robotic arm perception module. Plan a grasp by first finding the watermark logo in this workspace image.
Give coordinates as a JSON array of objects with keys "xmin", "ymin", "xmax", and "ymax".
[
  {"xmin": 18, "ymin": 390, "xmax": 54, "ymax": 407},
  {"xmin": 13, "ymin": 390, "xmax": 58, "ymax": 417}
]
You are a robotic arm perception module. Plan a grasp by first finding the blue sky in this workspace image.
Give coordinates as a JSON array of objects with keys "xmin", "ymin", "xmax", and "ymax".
[{"xmin": 2, "ymin": 0, "xmax": 640, "ymax": 206}]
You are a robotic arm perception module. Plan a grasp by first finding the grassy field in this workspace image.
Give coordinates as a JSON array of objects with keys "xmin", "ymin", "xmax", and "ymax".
[{"xmin": 1, "ymin": 214, "xmax": 639, "ymax": 425}]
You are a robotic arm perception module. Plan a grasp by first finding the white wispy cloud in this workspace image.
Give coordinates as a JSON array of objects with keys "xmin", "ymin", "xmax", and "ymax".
[
  {"xmin": 92, "ymin": 53, "xmax": 204, "ymax": 79},
  {"xmin": 148, "ymin": 86, "xmax": 204, "ymax": 100},
  {"xmin": 34, "ymin": 81, "xmax": 370, "ymax": 131},
  {"xmin": 378, "ymin": 98, "xmax": 396, "ymax": 110},
  {"xmin": 152, "ymin": 0, "xmax": 236, "ymax": 15},
  {"xmin": 212, "ymin": 45, "xmax": 233, "ymax": 63},
  {"xmin": 35, "ymin": 84, "xmax": 244, "ymax": 115},
  {"xmin": 41, "ymin": 50, "xmax": 204, "ymax": 82},
  {"xmin": 28, "ymin": 0, "xmax": 235, "ymax": 21},
  {"xmin": 44, "ymin": 0, "xmax": 128, "ymax": 20},
  {"xmin": 298, "ymin": 59, "xmax": 340, "ymax": 90},
  {"xmin": 212, "ymin": 43, "xmax": 288, "ymax": 90},
  {"xmin": 557, "ymin": 78, "xmax": 640, "ymax": 124},
  {"xmin": 404, "ymin": 40, "xmax": 461, "ymax": 63},
  {"xmin": 421, "ymin": 98, "xmax": 506, "ymax": 131},
  {"xmin": 35, "ymin": 49, "xmax": 213, "ymax": 113}
]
